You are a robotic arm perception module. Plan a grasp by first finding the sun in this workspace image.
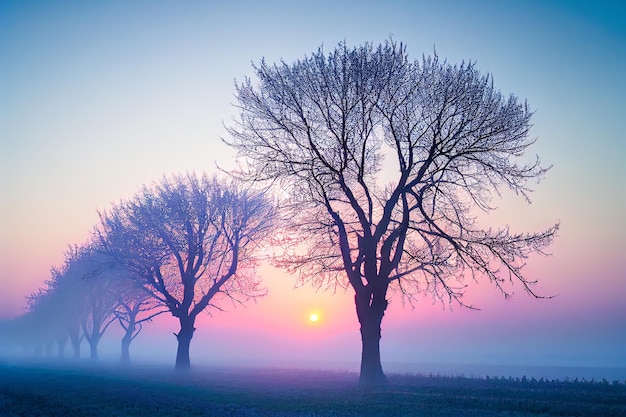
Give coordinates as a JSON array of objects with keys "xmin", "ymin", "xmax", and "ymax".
[{"xmin": 308, "ymin": 313, "xmax": 320, "ymax": 323}]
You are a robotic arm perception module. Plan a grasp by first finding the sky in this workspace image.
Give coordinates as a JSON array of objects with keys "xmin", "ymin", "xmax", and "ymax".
[{"xmin": 1, "ymin": 0, "xmax": 625, "ymax": 373}]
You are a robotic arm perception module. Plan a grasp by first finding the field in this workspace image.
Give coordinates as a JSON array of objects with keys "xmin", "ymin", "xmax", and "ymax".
[{"xmin": 1, "ymin": 361, "xmax": 625, "ymax": 416}]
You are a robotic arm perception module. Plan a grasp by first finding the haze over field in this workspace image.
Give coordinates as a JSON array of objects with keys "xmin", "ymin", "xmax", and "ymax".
[{"xmin": 1, "ymin": 0, "xmax": 625, "ymax": 375}]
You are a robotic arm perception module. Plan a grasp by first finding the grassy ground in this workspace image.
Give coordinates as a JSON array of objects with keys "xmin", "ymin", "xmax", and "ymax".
[{"xmin": 0, "ymin": 361, "xmax": 625, "ymax": 416}]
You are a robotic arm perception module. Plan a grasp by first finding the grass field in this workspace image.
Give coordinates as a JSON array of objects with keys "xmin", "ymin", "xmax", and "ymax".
[{"xmin": 1, "ymin": 361, "xmax": 625, "ymax": 416}]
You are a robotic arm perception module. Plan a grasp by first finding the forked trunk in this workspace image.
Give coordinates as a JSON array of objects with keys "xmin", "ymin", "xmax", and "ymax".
[
  {"xmin": 120, "ymin": 317, "xmax": 136, "ymax": 364},
  {"xmin": 355, "ymin": 289, "xmax": 388, "ymax": 385},
  {"xmin": 175, "ymin": 317, "xmax": 195, "ymax": 370}
]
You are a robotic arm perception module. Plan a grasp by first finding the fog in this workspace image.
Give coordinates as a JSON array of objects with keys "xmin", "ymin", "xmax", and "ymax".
[
  {"xmin": 2, "ymin": 0, "xmax": 625, "ymax": 390},
  {"xmin": 3, "ymin": 311, "xmax": 626, "ymax": 383}
]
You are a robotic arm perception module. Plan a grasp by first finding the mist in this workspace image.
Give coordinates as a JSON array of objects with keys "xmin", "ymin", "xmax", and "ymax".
[
  {"xmin": 1, "ymin": 3, "xmax": 625, "ymax": 415},
  {"xmin": 3, "ymin": 306, "xmax": 625, "ymax": 383}
]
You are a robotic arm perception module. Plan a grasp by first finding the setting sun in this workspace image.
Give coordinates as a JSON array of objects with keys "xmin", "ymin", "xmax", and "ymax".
[{"xmin": 308, "ymin": 313, "xmax": 319, "ymax": 323}]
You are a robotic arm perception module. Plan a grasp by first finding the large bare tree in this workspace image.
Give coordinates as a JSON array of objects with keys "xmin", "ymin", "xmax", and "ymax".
[
  {"xmin": 97, "ymin": 173, "xmax": 274, "ymax": 370},
  {"xmin": 226, "ymin": 41, "xmax": 559, "ymax": 384}
]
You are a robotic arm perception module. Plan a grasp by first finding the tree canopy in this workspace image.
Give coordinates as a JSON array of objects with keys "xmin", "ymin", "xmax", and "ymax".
[
  {"xmin": 227, "ymin": 40, "xmax": 559, "ymax": 383},
  {"xmin": 97, "ymin": 172, "xmax": 275, "ymax": 369}
]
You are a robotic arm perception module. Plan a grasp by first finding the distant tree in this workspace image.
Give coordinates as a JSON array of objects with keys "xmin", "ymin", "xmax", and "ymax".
[
  {"xmin": 22, "ymin": 244, "xmax": 161, "ymax": 363},
  {"xmin": 61, "ymin": 245, "xmax": 163, "ymax": 363},
  {"xmin": 226, "ymin": 40, "xmax": 559, "ymax": 384},
  {"xmin": 51, "ymin": 264, "xmax": 87, "ymax": 359},
  {"xmin": 97, "ymin": 173, "xmax": 275, "ymax": 370},
  {"xmin": 14, "ymin": 260, "xmax": 88, "ymax": 359},
  {"xmin": 24, "ymin": 267, "xmax": 82, "ymax": 358},
  {"xmin": 8, "ymin": 312, "xmax": 40, "ymax": 356},
  {"xmin": 114, "ymin": 279, "xmax": 166, "ymax": 364},
  {"xmin": 58, "ymin": 245, "xmax": 120, "ymax": 361},
  {"xmin": 23, "ymin": 290, "xmax": 60, "ymax": 356}
]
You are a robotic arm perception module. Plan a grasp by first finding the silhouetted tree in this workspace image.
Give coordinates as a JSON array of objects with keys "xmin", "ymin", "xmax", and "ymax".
[
  {"xmin": 23, "ymin": 290, "xmax": 61, "ymax": 356},
  {"xmin": 22, "ymin": 244, "xmax": 160, "ymax": 363},
  {"xmin": 115, "ymin": 279, "xmax": 166, "ymax": 363},
  {"xmin": 97, "ymin": 173, "xmax": 275, "ymax": 370},
  {"xmin": 43, "ymin": 263, "xmax": 89, "ymax": 359},
  {"xmin": 57, "ymin": 245, "xmax": 120, "ymax": 360},
  {"xmin": 24, "ymin": 266, "xmax": 85, "ymax": 358},
  {"xmin": 51, "ymin": 266, "xmax": 83, "ymax": 358},
  {"xmin": 226, "ymin": 40, "xmax": 559, "ymax": 384}
]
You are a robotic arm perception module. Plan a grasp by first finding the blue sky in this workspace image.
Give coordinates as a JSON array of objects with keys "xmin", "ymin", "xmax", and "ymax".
[{"xmin": 1, "ymin": 0, "xmax": 625, "ymax": 370}]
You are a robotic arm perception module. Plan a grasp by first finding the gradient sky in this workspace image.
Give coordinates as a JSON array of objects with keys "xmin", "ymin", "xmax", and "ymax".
[{"xmin": 1, "ymin": 0, "xmax": 625, "ymax": 370}]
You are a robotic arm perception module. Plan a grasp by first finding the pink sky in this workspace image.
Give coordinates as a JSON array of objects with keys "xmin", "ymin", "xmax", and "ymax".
[{"xmin": 1, "ymin": 0, "xmax": 624, "ymax": 370}]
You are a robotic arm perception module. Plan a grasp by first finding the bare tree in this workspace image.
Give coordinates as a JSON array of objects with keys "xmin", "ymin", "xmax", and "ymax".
[
  {"xmin": 226, "ymin": 40, "xmax": 559, "ymax": 384},
  {"xmin": 25, "ymin": 287, "xmax": 64, "ymax": 357},
  {"xmin": 115, "ymin": 279, "xmax": 166, "ymax": 364},
  {"xmin": 61, "ymin": 245, "xmax": 120, "ymax": 360},
  {"xmin": 48, "ymin": 266, "xmax": 86, "ymax": 359},
  {"xmin": 25, "ymin": 265, "xmax": 88, "ymax": 359},
  {"xmin": 21, "ymin": 244, "xmax": 160, "ymax": 363},
  {"xmin": 97, "ymin": 173, "xmax": 275, "ymax": 370},
  {"xmin": 54, "ymin": 263, "xmax": 87, "ymax": 359}
]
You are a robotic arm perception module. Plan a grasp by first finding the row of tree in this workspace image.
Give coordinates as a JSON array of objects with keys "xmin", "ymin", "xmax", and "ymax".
[
  {"xmin": 3, "ymin": 40, "xmax": 558, "ymax": 385},
  {"xmin": 5, "ymin": 244, "xmax": 162, "ymax": 362},
  {"xmin": 3, "ymin": 174, "xmax": 274, "ymax": 369}
]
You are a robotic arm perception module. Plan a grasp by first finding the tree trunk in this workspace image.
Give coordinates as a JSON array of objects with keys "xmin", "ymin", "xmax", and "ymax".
[
  {"xmin": 89, "ymin": 343, "xmax": 98, "ymax": 360},
  {"xmin": 174, "ymin": 316, "xmax": 195, "ymax": 371},
  {"xmin": 120, "ymin": 315, "xmax": 137, "ymax": 364},
  {"xmin": 89, "ymin": 334, "xmax": 100, "ymax": 360},
  {"xmin": 355, "ymin": 289, "xmax": 388, "ymax": 385},
  {"xmin": 121, "ymin": 332, "xmax": 132, "ymax": 364}
]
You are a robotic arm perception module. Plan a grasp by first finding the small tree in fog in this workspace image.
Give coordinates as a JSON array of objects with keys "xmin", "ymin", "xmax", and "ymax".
[
  {"xmin": 62, "ymin": 245, "xmax": 120, "ymax": 360},
  {"xmin": 25, "ymin": 264, "xmax": 89, "ymax": 359},
  {"xmin": 97, "ymin": 173, "xmax": 275, "ymax": 370},
  {"xmin": 24, "ymin": 245, "xmax": 161, "ymax": 363},
  {"xmin": 115, "ymin": 279, "xmax": 166, "ymax": 364},
  {"xmin": 49, "ymin": 265, "xmax": 87, "ymax": 359},
  {"xmin": 226, "ymin": 40, "xmax": 559, "ymax": 384},
  {"xmin": 66, "ymin": 245, "xmax": 165, "ymax": 364},
  {"xmin": 25, "ymin": 287, "xmax": 66, "ymax": 356}
]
